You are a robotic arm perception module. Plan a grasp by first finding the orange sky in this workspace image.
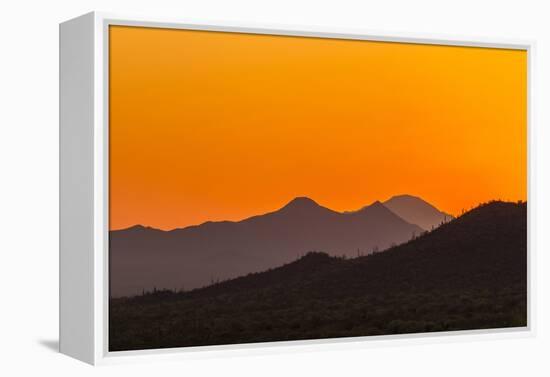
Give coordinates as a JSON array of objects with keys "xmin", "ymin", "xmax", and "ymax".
[{"xmin": 109, "ymin": 25, "xmax": 527, "ymax": 231}]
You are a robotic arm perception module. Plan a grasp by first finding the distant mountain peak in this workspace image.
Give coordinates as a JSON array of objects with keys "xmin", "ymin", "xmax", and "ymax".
[
  {"xmin": 387, "ymin": 194, "xmax": 424, "ymax": 201},
  {"xmin": 383, "ymin": 194, "xmax": 453, "ymax": 230},
  {"xmin": 125, "ymin": 224, "xmax": 148, "ymax": 231},
  {"xmin": 115, "ymin": 224, "xmax": 164, "ymax": 233},
  {"xmin": 281, "ymin": 197, "xmax": 321, "ymax": 210}
]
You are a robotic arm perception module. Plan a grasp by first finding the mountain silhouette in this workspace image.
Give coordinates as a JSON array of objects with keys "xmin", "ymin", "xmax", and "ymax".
[
  {"xmin": 110, "ymin": 196, "xmax": 424, "ymax": 297},
  {"xmin": 279, "ymin": 196, "xmax": 326, "ymax": 212},
  {"xmin": 383, "ymin": 194, "xmax": 453, "ymax": 230},
  {"xmin": 110, "ymin": 201, "xmax": 527, "ymax": 350}
]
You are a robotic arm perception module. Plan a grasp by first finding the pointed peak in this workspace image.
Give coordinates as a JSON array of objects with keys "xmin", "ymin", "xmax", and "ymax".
[
  {"xmin": 126, "ymin": 224, "xmax": 147, "ymax": 230},
  {"xmin": 349, "ymin": 200, "xmax": 385, "ymax": 213},
  {"xmin": 363, "ymin": 200, "xmax": 394, "ymax": 213}
]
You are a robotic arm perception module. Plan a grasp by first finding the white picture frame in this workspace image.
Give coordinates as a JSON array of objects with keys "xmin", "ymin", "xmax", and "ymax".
[{"xmin": 59, "ymin": 11, "xmax": 535, "ymax": 365}]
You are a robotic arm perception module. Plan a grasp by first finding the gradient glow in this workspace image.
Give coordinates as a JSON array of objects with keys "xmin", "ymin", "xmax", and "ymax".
[{"xmin": 109, "ymin": 26, "xmax": 527, "ymax": 231}]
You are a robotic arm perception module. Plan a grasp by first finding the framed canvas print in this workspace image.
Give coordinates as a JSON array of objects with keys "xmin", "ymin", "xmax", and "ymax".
[{"xmin": 59, "ymin": 12, "xmax": 533, "ymax": 365}]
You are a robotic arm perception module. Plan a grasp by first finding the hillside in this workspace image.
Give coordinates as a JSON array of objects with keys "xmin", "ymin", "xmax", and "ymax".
[
  {"xmin": 109, "ymin": 197, "xmax": 423, "ymax": 296},
  {"xmin": 110, "ymin": 201, "xmax": 527, "ymax": 351}
]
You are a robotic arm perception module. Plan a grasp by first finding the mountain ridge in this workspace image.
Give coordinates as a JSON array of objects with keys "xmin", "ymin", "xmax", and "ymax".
[
  {"xmin": 110, "ymin": 196, "xmax": 427, "ymax": 297},
  {"xmin": 114, "ymin": 195, "xmax": 449, "ymax": 233}
]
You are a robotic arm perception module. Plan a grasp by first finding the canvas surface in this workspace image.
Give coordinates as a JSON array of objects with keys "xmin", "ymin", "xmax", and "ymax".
[{"xmin": 107, "ymin": 25, "xmax": 527, "ymax": 351}]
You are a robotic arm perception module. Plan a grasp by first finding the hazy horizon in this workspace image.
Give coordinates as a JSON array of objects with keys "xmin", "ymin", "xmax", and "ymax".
[{"xmin": 110, "ymin": 193, "xmax": 459, "ymax": 231}]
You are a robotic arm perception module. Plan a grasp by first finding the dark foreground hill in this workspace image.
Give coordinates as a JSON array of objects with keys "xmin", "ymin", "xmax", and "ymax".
[{"xmin": 110, "ymin": 201, "xmax": 527, "ymax": 351}]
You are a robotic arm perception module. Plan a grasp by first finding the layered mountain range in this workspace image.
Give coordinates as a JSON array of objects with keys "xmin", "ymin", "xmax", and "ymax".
[
  {"xmin": 110, "ymin": 195, "xmax": 452, "ymax": 297},
  {"xmin": 110, "ymin": 201, "xmax": 527, "ymax": 350}
]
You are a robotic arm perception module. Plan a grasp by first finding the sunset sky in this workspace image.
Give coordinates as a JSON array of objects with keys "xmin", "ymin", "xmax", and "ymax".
[{"xmin": 109, "ymin": 25, "xmax": 527, "ymax": 231}]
